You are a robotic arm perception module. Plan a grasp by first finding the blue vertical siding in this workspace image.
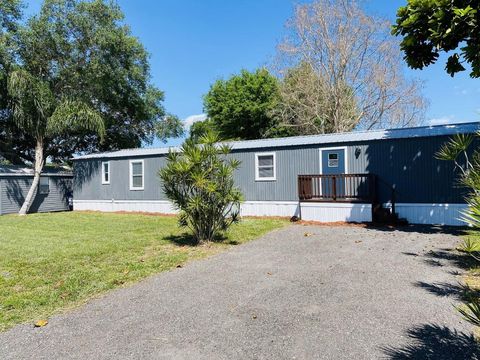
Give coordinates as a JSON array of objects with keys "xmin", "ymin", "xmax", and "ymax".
[
  {"xmin": 73, "ymin": 135, "xmax": 469, "ymax": 205},
  {"xmin": 0, "ymin": 176, "xmax": 72, "ymax": 215}
]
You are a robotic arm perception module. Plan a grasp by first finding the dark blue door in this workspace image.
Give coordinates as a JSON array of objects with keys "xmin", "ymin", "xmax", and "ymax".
[{"xmin": 321, "ymin": 149, "xmax": 345, "ymax": 199}]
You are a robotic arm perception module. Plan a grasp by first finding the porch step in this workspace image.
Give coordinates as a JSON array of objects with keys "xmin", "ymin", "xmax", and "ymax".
[{"xmin": 372, "ymin": 204, "xmax": 408, "ymax": 225}]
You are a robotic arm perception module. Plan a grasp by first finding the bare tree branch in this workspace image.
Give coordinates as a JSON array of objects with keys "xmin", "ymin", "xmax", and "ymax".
[{"xmin": 271, "ymin": 0, "xmax": 427, "ymax": 134}]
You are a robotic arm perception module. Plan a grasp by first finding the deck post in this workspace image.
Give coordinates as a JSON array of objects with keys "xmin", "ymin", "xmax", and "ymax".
[{"xmin": 332, "ymin": 176, "xmax": 336, "ymax": 201}]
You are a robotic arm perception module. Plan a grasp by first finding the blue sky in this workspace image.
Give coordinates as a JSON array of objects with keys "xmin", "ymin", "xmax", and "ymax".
[{"xmin": 25, "ymin": 0, "xmax": 480, "ymax": 147}]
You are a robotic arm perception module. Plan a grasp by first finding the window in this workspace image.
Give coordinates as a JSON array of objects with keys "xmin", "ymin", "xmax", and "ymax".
[
  {"xmin": 39, "ymin": 176, "xmax": 49, "ymax": 195},
  {"xmin": 328, "ymin": 153, "xmax": 339, "ymax": 168},
  {"xmin": 102, "ymin": 161, "xmax": 110, "ymax": 184},
  {"xmin": 255, "ymin": 152, "xmax": 276, "ymax": 181},
  {"xmin": 129, "ymin": 160, "xmax": 144, "ymax": 190}
]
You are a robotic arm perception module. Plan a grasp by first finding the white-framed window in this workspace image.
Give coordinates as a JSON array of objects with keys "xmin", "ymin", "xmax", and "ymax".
[
  {"xmin": 255, "ymin": 152, "xmax": 276, "ymax": 181},
  {"xmin": 129, "ymin": 159, "xmax": 144, "ymax": 190},
  {"xmin": 328, "ymin": 153, "xmax": 339, "ymax": 168},
  {"xmin": 102, "ymin": 161, "xmax": 110, "ymax": 184},
  {"xmin": 39, "ymin": 176, "xmax": 50, "ymax": 195}
]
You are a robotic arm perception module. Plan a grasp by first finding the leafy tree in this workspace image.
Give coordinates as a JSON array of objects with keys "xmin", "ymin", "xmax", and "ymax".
[
  {"xmin": 159, "ymin": 132, "xmax": 243, "ymax": 243},
  {"xmin": 0, "ymin": 0, "xmax": 25, "ymax": 164},
  {"xmin": 392, "ymin": 1, "xmax": 480, "ymax": 77},
  {"xmin": 0, "ymin": 0, "xmax": 182, "ymax": 165},
  {"xmin": 203, "ymin": 68, "xmax": 284, "ymax": 140},
  {"xmin": 8, "ymin": 69, "xmax": 106, "ymax": 215},
  {"xmin": 188, "ymin": 118, "xmax": 216, "ymax": 142},
  {"xmin": 155, "ymin": 114, "xmax": 184, "ymax": 142},
  {"xmin": 275, "ymin": 0, "xmax": 426, "ymax": 131}
]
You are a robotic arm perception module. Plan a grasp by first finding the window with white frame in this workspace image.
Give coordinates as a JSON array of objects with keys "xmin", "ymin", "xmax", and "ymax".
[
  {"xmin": 328, "ymin": 153, "xmax": 339, "ymax": 167},
  {"xmin": 102, "ymin": 161, "xmax": 110, "ymax": 184},
  {"xmin": 130, "ymin": 160, "xmax": 144, "ymax": 190},
  {"xmin": 255, "ymin": 152, "xmax": 276, "ymax": 181},
  {"xmin": 39, "ymin": 176, "xmax": 50, "ymax": 194}
]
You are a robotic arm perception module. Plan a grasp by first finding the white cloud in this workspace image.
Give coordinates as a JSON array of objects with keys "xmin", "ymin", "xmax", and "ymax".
[
  {"xmin": 183, "ymin": 114, "xmax": 207, "ymax": 129},
  {"xmin": 427, "ymin": 115, "xmax": 472, "ymax": 126},
  {"xmin": 428, "ymin": 116, "xmax": 455, "ymax": 126}
]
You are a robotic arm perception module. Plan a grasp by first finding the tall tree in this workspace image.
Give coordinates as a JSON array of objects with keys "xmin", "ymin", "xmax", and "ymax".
[
  {"xmin": 188, "ymin": 118, "xmax": 216, "ymax": 142},
  {"xmin": 8, "ymin": 69, "xmax": 105, "ymax": 215},
  {"xmin": 0, "ymin": 0, "xmax": 25, "ymax": 164},
  {"xmin": 4, "ymin": 0, "xmax": 182, "ymax": 214},
  {"xmin": 274, "ymin": 0, "xmax": 427, "ymax": 131},
  {"xmin": 274, "ymin": 62, "xmax": 359, "ymax": 135},
  {"xmin": 203, "ymin": 68, "xmax": 287, "ymax": 140},
  {"xmin": 0, "ymin": 0, "xmax": 182, "ymax": 165},
  {"xmin": 393, "ymin": 0, "xmax": 480, "ymax": 78}
]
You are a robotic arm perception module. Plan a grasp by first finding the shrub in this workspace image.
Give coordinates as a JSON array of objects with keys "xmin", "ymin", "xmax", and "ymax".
[{"xmin": 159, "ymin": 131, "xmax": 243, "ymax": 243}]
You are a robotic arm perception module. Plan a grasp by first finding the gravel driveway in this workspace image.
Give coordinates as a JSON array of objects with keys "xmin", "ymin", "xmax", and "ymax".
[{"xmin": 1, "ymin": 224, "xmax": 478, "ymax": 359}]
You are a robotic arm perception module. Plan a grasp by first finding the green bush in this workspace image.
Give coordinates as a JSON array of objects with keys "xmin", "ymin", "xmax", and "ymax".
[{"xmin": 159, "ymin": 132, "xmax": 243, "ymax": 243}]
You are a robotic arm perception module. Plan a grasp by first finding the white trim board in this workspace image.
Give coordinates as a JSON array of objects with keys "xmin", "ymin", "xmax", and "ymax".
[
  {"xmin": 129, "ymin": 159, "xmax": 144, "ymax": 191},
  {"xmin": 101, "ymin": 161, "xmax": 110, "ymax": 185},
  {"xmin": 254, "ymin": 152, "xmax": 276, "ymax": 181},
  {"xmin": 319, "ymin": 146, "xmax": 349, "ymax": 174}
]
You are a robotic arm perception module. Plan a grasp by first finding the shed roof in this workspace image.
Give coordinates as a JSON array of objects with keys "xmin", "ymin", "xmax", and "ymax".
[
  {"xmin": 73, "ymin": 121, "xmax": 480, "ymax": 160},
  {"xmin": 0, "ymin": 166, "xmax": 73, "ymax": 177}
]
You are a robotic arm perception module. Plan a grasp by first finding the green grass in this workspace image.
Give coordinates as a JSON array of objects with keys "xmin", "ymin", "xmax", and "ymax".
[
  {"xmin": 0, "ymin": 212, "xmax": 287, "ymax": 331},
  {"xmin": 463, "ymin": 232, "xmax": 480, "ymax": 287}
]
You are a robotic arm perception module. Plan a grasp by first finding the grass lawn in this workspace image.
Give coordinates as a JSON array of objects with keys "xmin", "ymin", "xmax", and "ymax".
[
  {"xmin": 0, "ymin": 212, "xmax": 287, "ymax": 331},
  {"xmin": 464, "ymin": 231, "xmax": 480, "ymax": 289},
  {"xmin": 458, "ymin": 231, "xmax": 480, "ymax": 336}
]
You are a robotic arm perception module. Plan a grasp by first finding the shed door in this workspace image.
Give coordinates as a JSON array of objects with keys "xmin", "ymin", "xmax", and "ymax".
[{"xmin": 321, "ymin": 149, "xmax": 346, "ymax": 198}]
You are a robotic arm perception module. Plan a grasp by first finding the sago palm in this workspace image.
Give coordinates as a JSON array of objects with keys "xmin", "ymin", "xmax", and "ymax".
[{"xmin": 7, "ymin": 69, "xmax": 105, "ymax": 215}]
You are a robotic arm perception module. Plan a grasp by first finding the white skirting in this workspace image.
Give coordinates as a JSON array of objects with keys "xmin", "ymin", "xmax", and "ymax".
[
  {"xmin": 240, "ymin": 201, "xmax": 300, "ymax": 217},
  {"xmin": 385, "ymin": 203, "xmax": 468, "ymax": 226},
  {"xmin": 300, "ymin": 202, "xmax": 372, "ymax": 223},
  {"xmin": 73, "ymin": 200, "xmax": 177, "ymax": 214},
  {"xmin": 73, "ymin": 200, "xmax": 468, "ymax": 226},
  {"xmin": 73, "ymin": 199, "xmax": 370, "ymax": 223}
]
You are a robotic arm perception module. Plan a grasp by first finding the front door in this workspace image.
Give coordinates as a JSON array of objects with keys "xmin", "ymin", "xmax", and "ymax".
[{"xmin": 321, "ymin": 148, "xmax": 346, "ymax": 199}]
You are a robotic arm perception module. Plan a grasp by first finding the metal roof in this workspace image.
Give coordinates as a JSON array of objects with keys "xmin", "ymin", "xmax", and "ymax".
[
  {"xmin": 73, "ymin": 121, "xmax": 480, "ymax": 160},
  {"xmin": 0, "ymin": 166, "xmax": 73, "ymax": 177}
]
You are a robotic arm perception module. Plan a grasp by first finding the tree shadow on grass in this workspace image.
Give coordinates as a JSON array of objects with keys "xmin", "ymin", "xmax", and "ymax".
[
  {"xmin": 165, "ymin": 233, "xmax": 238, "ymax": 246},
  {"xmin": 423, "ymin": 249, "xmax": 478, "ymax": 271},
  {"xmin": 402, "ymin": 249, "xmax": 477, "ymax": 271},
  {"xmin": 382, "ymin": 324, "xmax": 480, "ymax": 359}
]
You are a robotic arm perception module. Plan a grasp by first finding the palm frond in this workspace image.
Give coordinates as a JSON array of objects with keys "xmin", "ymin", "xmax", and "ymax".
[
  {"xmin": 47, "ymin": 99, "xmax": 105, "ymax": 140},
  {"xmin": 7, "ymin": 69, "xmax": 54, "ymax": 135},
  {"xmin": 456, "ymin": 300, "xmax": 480, "ymax": 327},
  {"xmin": 435, "ymin": 134, "xmax": 473, "ymax": 161}
]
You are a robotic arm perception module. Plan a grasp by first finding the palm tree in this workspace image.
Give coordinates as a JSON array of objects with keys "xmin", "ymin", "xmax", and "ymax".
[{"xmin": 7, "ymin": 69, "xmax": 105, "ymax": 215}]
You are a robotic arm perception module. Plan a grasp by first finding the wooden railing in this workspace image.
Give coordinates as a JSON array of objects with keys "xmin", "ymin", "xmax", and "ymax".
[{"xmin": 298, "ymin": 174, "xmax": 376, "ymax": 203}]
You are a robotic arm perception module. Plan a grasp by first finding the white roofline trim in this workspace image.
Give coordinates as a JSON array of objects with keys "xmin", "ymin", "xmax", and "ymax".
[
  {"xmin": 72, "ymin": 122, "xmax": 480, "ymax": 161},
  {"xmin": 0, "ymin": 173, "xmax": 73, "ymax": 177}
]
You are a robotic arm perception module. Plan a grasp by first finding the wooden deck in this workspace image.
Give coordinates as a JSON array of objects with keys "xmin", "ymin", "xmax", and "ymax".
[{"xmin": 298, "ymin": 174, "xmax": 376, "ymax": 203}]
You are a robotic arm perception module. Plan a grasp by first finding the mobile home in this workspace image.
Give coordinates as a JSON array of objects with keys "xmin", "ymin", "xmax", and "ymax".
[
  {"xmin": 72, "ymin": 122, "xmax": 479, "ymax": 226},
  {"xmin": 0, "ymin": 166, "xmax": 72, "ymax": 215}
]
